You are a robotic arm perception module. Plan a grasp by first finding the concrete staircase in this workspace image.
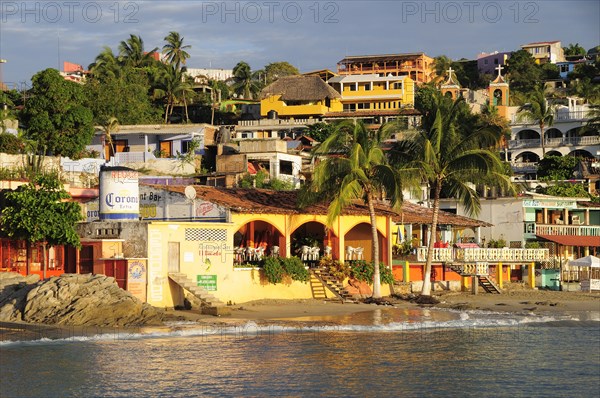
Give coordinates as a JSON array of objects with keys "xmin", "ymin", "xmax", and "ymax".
[
  {"xmin": 448, "ymin": 264, "xmax": 502, "ymax": 294},
  {"xmin": 311, "ymin": 268, "xmax": 356, "ymax": 303},
  {"xmin": 309, "ymin": 272, "xmax": 328, "ymax": 300},
  {"xmin": 168, "ymin": 273, "xmax": 225, "ymax": 307},
  {"xmin": 477, "ymin": 275, "xmax": 502, "ymax": 294}
]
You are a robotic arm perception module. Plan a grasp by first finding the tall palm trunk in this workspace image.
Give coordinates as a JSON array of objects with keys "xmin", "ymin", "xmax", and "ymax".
[
  {"xmin": 421, "ymin": 181, "xmax": 442, "ymax": 296},
  {"xmin": 540, "ymin": 122, "xmax": 546, "ymax": 157},
  {"xmin": 183, "ymin": 92, "xmax": 189, "ymax": 123},
  {"xmin": 42, "ymin": 243, "xmax": 47, "ymax": 279},
  {"xmin": 367, "ymin": 195, "xmax": 382, "ymax": 298},
  {"xmin": 26, "ymin": 241, "xmax": 31, "ymax": 275}
]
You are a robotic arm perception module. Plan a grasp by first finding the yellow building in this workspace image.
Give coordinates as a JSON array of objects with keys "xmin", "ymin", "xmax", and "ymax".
[
  {"xmin": 142, "ymin": 185, "xmax": 397, "ymax": 307},
  {"xmin": 337, "ymin": 53, "xmax": 435, "ymax": 84},
  {"xmin": 260, "ymin": 75, "xmax": 343, "ymax": 118},
  {"xmin": 327, "ymin": 74, "xmax": 415, "ymax": 113}
]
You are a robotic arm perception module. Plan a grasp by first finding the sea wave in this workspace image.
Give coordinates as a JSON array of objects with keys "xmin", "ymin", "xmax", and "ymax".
[{"xmin": 1, "ymin": 310, "xmax": 596, "ymax": 346}]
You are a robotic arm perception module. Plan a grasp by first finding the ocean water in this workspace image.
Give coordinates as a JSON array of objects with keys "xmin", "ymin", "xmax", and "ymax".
[{"xmin": 1, "ymin": 308, "xmax": 599, "ymax": 398}]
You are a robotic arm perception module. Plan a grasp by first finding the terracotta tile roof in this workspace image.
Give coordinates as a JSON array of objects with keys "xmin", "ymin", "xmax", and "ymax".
[
  {"xmin": 143, "ymin": 184, "xmax": 490, "ymax": 227},
  {"xmin": 396, "ymin": 201, "xmax": 493, "ymax": 228},
  {"xmin": 537, "ymin": 235, "xmax": 600, "ymax": 247}
]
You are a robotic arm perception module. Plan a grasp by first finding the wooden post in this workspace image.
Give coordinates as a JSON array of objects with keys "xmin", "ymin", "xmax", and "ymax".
[
  {"xmin": 496, "ymin": 262, "xmax": 503, "ymax": 289},
  {"xmin": 472, "ymin": 275, "xmax": 478, "ymax": 295},
  {"xmin": 528, "ymin": 261, "xmax": 536, "ymax": 289}
]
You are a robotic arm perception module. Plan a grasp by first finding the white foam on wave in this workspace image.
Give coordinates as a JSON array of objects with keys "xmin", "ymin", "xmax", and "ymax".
[{"xmin": 1, "ymin": 311, "xmax": 592, "ymax": 346}]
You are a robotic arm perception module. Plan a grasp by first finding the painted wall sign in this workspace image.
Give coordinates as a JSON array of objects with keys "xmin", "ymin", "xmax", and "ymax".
[
  {"xmin": 523, "ymin": 199, "xmax": 577, "ymax": 209},
  {"xmin": 99, "ymin": 167, "xmax": 140, "ymax": 220},
  {"xmin": 197, "ymin": 274, "xmax": 217, "ymax": 291},
  {"xmin": 127, "ymin": 260, "xmax": 147, "ymax": 302},
  {"xmin": 138, "ymin": 185, "xmax": 227, "ymax": 221}
]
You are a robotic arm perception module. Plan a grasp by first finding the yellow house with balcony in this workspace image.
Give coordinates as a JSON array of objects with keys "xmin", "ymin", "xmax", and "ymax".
[
  {"xmin": 260, "ymin": 75, "xmax": 343, "ymax": 118},
  {"xmin": 327, "ymin": 74, "xmax": 415, "ymax": 112}
]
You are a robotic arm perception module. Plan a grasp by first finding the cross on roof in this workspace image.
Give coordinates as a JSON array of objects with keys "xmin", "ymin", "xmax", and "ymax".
[
  {"xmin": 495, "ymin": 64, "xmax": 504, "ymax": 77},
  {"xmin": 446, "ymin": 67, "xmax": 454, "ymax": 77}
]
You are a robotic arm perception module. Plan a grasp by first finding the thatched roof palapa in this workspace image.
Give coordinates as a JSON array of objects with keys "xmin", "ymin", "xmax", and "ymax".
[{"xmin": 260, "ymin": 75, "xmax": 341, "ymax": 101}]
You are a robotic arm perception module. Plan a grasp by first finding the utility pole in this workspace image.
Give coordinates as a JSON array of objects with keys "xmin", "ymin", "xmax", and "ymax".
[{"xmin": 0, "ymin": 59, "xmax": 6, "ymax": 91}]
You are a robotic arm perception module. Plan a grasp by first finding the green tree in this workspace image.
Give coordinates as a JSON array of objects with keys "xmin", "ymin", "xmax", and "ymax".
[
  {"xmin": 85, "ymin": 65, "xmax": 161, "ymax": 125},
  {"xmin": 0, "ymin": 173, "xmax": 82, "ymax": 278},
  {"xmin": 88, "ymin": 46, "xmax": 121, "ymax": 80},
  {"xmin": 264, "ymin": 61, "xmax": 300, "ymax": 85},
  {"xmin": 304, "ymin": 122, "xmax": 335, "ymax": 142},
  {"xmin": 152, "ymin": 63, "xmax": 195, "ymax": 123},
  {"xmin": 541, "ymin": 182, "xmax": 590, "ymax": 198},
  {"xmin": 118, "ymin": 34, "xmax": 158, "ymax": 68},
  {"xmin": 232, "ymin": 61, "xmax": 260, "ymax": 100},
  {"xmin": 506, "ymin": 50, "xmax": 543, "ymax": 94},
  {"xmin": 303, "ymin": 120, "xmax": 403, "ymax": 298},
  {"xmin": 388, "ymin": 93, "xmax": 512, "ymax": 296},
  {"xmin": 433, "ymin": 55, "xmax": 453, "ymax": 83},
  {"xmin": 21, "ymin": 68, "xmax": 94, "ymax": 158},
  {"xmin": 563, "ymin": 43, "xmax": 587, "ymax": 57},
  {"xmin": 516, "ymin": 86, "xmax": 555, "ymax": 157},
  {"xmin": 162, "ymin": 31, "xmax": 191, "ymax": 70},
  {"xmin": 536, "ymin": 155, "xmax": 579, "ymax": 181}
]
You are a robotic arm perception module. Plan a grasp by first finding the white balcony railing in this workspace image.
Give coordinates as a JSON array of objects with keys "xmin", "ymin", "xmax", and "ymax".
[
  {"xmin": 509, "ymin": 136, "xmax": 600, "ymax": 150},
  {"xmin": 109, "ymin": 151, "xmax": 156, "ymax": 166},
  {"xmin": 416, "ymin": 248, "xmax": 550, "ymax": 263},
  {"xmin": 512, "ymin": 110, "xmax": 591, "ymax": 124},
  {"xmin": 237, "ymin": 119, "xmax": 318, "ymax": 127},
  {"xmin": 536, "ymin": 225, "xmax": 600, "ymax": 236}
]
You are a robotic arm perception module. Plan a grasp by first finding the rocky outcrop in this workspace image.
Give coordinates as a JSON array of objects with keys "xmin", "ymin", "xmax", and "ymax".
[{"xmin": 0, "ymin": 273, "xmax": 163, "ymax": 327}]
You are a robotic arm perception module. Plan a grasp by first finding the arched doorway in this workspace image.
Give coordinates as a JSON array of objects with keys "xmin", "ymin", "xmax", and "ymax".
[
  {"xmin": 291, "ymin": 221, "xmax": 338, "ymax": 264},
  {"xmin": 344, "ymin": 222, "xmax": 387, "ymax": 264},
  {"xmin": 234, "ymin": 220, "xmax": 284, "ymax": 264}
]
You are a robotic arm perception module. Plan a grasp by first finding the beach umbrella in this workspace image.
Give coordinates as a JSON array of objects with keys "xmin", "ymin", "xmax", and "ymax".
[{"xmin": 568, "ymin": 255, "xmax": 600, "ymax": 268}]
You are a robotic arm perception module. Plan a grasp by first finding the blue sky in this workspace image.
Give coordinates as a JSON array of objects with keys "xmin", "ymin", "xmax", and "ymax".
[{"xmin": 0, "ymin": 0, "xmax": 598, "ymax": 88}]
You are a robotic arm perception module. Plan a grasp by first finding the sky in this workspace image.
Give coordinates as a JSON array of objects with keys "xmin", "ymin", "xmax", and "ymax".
[{"xmin": 0, "ymin": 0, "xmax": 599, "ymax": 88}]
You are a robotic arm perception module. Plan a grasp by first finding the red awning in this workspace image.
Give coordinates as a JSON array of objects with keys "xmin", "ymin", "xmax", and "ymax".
[{"xmin": 537, "ymin": 235, "xmax": 600, "ymax": 247}]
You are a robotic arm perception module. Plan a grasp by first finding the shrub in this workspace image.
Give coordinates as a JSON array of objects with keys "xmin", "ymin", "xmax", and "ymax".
[
  {"xmin": 281, "ymin": 256, "xmax": 309, "ymax": 283},
  {"xmin": 0, "ymin": 133, "xmax": 24, "ymax": 154},
  {"xmin": 318, "ymin": 257, "xmax": 350, "ymax": 281},
  {"xmin": 350, "ymin": 260, "xmax": 394, "ymax": 285},
  {"xmin": 263, "ymin": 256, "xmax": 284, "ymax": 284}
]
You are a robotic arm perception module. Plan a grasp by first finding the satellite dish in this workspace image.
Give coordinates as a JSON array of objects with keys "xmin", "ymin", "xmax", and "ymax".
[{"xmin": 184, "ymin": 185, "xmax": 197, "ymax": 200}]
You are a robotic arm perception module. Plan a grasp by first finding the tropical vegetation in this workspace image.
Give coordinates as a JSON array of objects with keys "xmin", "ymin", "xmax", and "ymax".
[
  {"xmin": 388, "ymin": 92, "xmax": 514, "ymax": 296},
  {"xmin": 301, "ymin": 120, "xmax": 403, "ymax": 298}
]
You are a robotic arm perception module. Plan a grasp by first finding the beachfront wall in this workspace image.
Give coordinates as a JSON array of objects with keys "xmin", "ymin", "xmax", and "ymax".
[{"xmin": 145, "ymin": 211, "xmax": 394, "ymax": 307}]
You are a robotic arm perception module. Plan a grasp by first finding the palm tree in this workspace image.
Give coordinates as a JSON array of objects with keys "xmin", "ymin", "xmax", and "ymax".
[
  {"xmin": 152, "ymin": 64, "xmax": 194, "ymax": 123},
  {"xmin": 389, "ymin": 93, "xmax": 512, "ymax": 297},
  {"xmin": 162, "ymin": 31, "xmax": 191, "ymax": 70},
  {"xmin": 88, "ymin": 46, "xmax": 121, "ymax": 80},
  {"xmin": 232, "ymin": 61, "xmax": 260, "ymax": 100},
  {"xmin": 306, "ymin": 120, "xmax": 403, "ymax": 298},
  {"xmin": 516, "ymin": 86, "xmax": 555, "ymax": 157},
  {"xmin": 101, "ymin": 116, "xmax": 119, "ymax": 160},
  {"xmin": 119, "ymin": 34, "xmax": 158, "ymax": 68}
]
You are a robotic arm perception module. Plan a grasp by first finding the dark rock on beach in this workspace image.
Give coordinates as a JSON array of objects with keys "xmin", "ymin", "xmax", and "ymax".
[{"xmin": 0, "ymin": 272, "xmax": 163, "ymax": 327}]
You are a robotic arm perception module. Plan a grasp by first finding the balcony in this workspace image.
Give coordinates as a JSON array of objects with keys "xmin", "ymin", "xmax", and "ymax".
[
  {"xmin": 416, "ymin": 247, "xmax": 549, "ymax": 263},
  {"xmin": 237, "ymin": 118, "xmax": 318, "ymax": 129},
  {"xmin": 511, "ymin": 161, "xmax": 538, "ymax": 173},
  {"xmin": 512, "ymin": 110, "xmax": 592, "ymax": 124},
  {"xmin": 509, "ymin": 135, "xmax": 600, "ymax": 149},
  {"xmin": 536, "ymin": 224, "xmax": 600, "ymax": 237}
]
